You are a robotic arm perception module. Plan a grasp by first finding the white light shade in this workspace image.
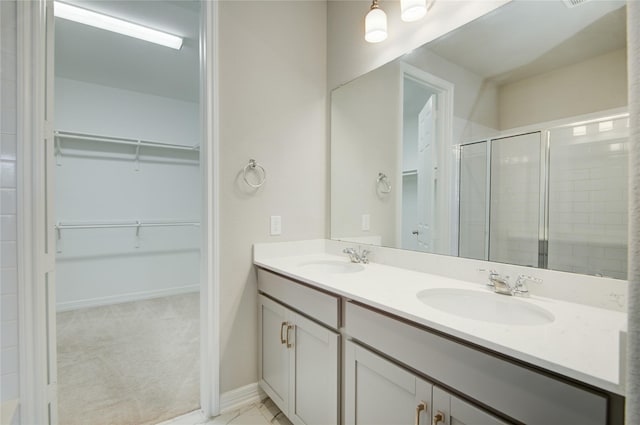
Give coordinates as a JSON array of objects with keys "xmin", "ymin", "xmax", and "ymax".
[
  {"xmin": 365, "ymin": 7, "xmax": 388, "ymax": 43},
  {"xmin": 54, "ymin": 1, "xmax": 183, "ymax": 50},
  {"xmin": 401, "ymin": 0, "xmax": 427, "ymax": 22}
]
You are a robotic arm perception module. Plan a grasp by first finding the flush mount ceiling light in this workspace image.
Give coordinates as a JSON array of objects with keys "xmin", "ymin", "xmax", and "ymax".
[
  {"xmin": 54, "ymin": 1, "xmax": 183, "ymax": 50},
  {"xmin": 400, "ymin": 0, "xmax": 427, "ymax": 22},
  {"xmin": 364, "ymin": 0, "xmax": 388, "ymax": 43}
]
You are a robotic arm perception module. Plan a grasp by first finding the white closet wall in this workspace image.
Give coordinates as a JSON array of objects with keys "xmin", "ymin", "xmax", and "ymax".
[
  {"xmin": 54, "ymin": 77, "xmax": 200, "ymax": 311},
  {"xmin": 56, "ymin": 78, "xmax": 199, "ymax": 143}
]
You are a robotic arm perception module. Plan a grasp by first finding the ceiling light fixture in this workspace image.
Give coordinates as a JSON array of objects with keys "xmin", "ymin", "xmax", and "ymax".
[
  {"xmin": 401, "ymin": 0, "xmax": 427, "ymax": 22},
  {"xmin": 364, "ymin": 0, "xmax": 388, "ymax": 43},
  {"xmin": 54, "ymin": 1, "xmax": 183, "ymax": 50}
]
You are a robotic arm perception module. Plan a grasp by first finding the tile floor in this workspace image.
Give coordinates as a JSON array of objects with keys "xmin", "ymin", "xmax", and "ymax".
[{"xmin": 159, "ymin": 399, "xmax": 292, "ymax": 425}]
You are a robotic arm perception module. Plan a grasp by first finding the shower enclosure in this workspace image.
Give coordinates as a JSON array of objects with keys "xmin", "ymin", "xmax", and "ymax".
[{"xmin": 458, "ymin": 113, "xmax": 629, "ymax": 279}]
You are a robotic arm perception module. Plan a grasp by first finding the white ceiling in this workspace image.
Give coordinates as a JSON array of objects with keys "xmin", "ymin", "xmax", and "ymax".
[
  {"xmin": 55, "ymin": 0, "xmax": 201, "ymax": 102},
  {"xmin": 425, "ymin": 0, "xmax": 626, "ymax": 85},
  {"xmin": 56, "ymin": 0, "xmax": 626, "ymax": 102}
]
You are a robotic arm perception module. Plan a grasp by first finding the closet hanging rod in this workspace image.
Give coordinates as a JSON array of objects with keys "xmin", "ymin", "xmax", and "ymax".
[
  {"xmin": 56, "ymin": 220, "xmax": 200, "ymax": 230},
  {"xmin": 55, "ymin": 130, "xmax": 200, "ymax": 151}
]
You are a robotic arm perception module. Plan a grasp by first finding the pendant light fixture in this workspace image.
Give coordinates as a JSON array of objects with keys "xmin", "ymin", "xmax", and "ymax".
[
  {"xmin": 400, "ymin": 0, "xmax": 427, "ymax": 22},
  {"xmin": 364, "ymin": 0, "xmax": 388, "ymax": 43},
  {"xmin": 364, "ymin": 0, "xmax": 431, "ymax": 43}
]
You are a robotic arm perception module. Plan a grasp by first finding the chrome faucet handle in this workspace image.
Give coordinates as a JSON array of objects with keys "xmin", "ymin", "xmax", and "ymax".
[
  {"xmin": 343, "ymin": 247, "xmax": 360, "ymax": 263},
  {"xmin": 513, "ymin": 275, "xmax": 542, "ymax": 297},
  {"xmin": 360, "ymin": 249, "xmax": 371, "ymax": 264},
  {"xmin": 477, "ymin": 268, "xmax": 499, "ymax": 287}
]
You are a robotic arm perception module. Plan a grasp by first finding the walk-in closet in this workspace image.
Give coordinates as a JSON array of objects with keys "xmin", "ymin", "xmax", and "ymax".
[{"xmin": 53, "ymin": 2, "xmax": 202, "ymax": 423}]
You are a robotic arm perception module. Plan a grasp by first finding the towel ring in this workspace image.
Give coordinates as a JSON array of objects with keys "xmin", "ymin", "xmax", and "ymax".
[
  {"xmin": 377, "ymin": 172, "xmax": 391, "ymax": 194},
  {"xmin": 243, "ymin": 159, "xmax": 266, "ymax": 188}
]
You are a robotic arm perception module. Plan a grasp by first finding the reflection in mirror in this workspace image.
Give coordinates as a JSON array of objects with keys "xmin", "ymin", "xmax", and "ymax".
[{"xmin": 331, "ymin": 0, "xmax": 628, "ymax": 279}]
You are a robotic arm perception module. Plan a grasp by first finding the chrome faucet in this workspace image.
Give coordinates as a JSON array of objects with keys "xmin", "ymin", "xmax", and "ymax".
[
  {"xmin": 480, "ymin": 269, "xmax": 542, "ymax": 297},
  {"xmin": 512, "ymin": 274, "xmax": 543, "ymax": 297},
  {"xmin": 343, "ymin": 247, "xmax": 370, "ymax": 264},
  {"xmin": 488, "ymin": 271, "xmax": 513, "ymax": 295}
]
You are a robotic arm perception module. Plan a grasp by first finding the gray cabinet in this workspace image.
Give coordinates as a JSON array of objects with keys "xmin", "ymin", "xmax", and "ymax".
[
  {"xmin": 432, "ymin": 387, "xmax": 508, "ymax": 425},
  {"xmin": 257, "ymin": 267, "xmax": 616, "ymax": 425},
  {"xmin": 345, "ymin": 341, "xmax": 432, "ymax": 425},
  {"xmin": 258, "ymin": 294, "xmax": 290, "ymax": 411},
  {"xmin": 258, "ymin": 294, "xmax": 340, "ymax": 425},
  {"xmin": 345, "ymin": 341, "xmax": 508, "ymax": 425},
  {"xmin": 345, "ymin": 301, "xmax": 608, "ymax": 425}
]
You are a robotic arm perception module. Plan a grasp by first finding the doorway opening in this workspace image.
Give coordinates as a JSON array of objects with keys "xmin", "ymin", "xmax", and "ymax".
[{"xmin": 53, "ymin": 2, "xmax": 205, "ymax": 423}]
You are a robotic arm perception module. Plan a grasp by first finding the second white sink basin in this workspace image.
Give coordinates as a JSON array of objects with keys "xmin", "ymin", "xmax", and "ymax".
[
  {"xmin": 297, "ymin": 260, "xmax": 364, "ymax": 274},
  {"xmin": 417, "ymin": 288, "xmax": 554, "ymax": 326}
]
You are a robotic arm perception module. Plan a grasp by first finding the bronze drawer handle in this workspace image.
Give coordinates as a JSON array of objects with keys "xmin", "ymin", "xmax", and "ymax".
[
  {"xmin": 286, "ymin": 324, "xmax": 294, "ymax": 348},
  {"xmin": 415, "ymin": 402, "xmax": 427, "ymax": 425}
]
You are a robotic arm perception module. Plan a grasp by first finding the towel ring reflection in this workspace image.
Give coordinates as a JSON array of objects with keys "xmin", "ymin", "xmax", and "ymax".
[
  {"xmin": 377, "ymin": 172, "xmax": 391, "ymax": 194},
  {"xmin": 243, "ymin": 159, "xmax": 267, "ymax": 188}
]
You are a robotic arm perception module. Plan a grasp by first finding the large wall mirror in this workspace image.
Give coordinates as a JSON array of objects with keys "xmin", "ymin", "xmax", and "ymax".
[{"xmin": 331, "ymin": 0, "xmax": 628, "ymax": 279}]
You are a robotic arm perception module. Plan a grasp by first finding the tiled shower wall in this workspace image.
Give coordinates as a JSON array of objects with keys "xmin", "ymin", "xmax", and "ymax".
[
  {"xmin": 1, "ymin": 0, "xmax": 20, "ymax": 403},
  {"xmin": 547, "ymin": 116, "xmax": 629, "ymax": 280}
]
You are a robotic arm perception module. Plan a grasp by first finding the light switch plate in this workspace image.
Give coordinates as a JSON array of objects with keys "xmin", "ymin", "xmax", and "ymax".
[
  {"xmin": 270, "ymin": 215, "xmax": 282, "ymax": 235},
  {"xmin": 361, "ymin": 214, "xmax": 370, "ymax": 231}
]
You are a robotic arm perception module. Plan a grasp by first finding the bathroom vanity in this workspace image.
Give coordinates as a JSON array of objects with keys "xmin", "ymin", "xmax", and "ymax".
[{"xmin": 254, "ymin": 241, "xmax": 626, "ymax": 425}]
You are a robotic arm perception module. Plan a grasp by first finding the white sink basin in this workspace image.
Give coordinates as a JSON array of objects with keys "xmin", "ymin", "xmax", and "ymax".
[
  {"xmin": 417, "ymin": 288, "xmax": 554, "ymax": 326},
  {"xmin": 297, "ymin": 260, "xmax": 364, "ymax": 274}
]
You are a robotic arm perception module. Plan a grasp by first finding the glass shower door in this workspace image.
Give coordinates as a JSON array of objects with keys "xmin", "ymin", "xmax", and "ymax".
[
  {"xmin": 488, "ymin": 132, "xmax": 541, "ymax": 267},
  {"xmin": 458, "ymin": 142, "xmax": 488, "ymax": 260}
]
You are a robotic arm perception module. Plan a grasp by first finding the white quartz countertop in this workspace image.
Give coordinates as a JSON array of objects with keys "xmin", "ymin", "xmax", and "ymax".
[{"xmin": 254, "ymin": 252, "xmax": 627, "ymax": 395}]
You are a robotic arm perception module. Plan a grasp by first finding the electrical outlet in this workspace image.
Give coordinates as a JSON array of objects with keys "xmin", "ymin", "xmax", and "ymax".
[{"xmin": 270, "ymin": 215, "xmax": 282, "ymax": 235}]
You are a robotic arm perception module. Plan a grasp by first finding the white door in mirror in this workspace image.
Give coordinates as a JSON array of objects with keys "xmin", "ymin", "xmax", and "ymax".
[{"xmin": 417, "ymin": 96, "xmax": 437, "ymax": 252}]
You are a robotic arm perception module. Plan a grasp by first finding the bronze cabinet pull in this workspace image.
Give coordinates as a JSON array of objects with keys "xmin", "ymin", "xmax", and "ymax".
[
  {"xmin": 286, "ymin": 324, "xmax": 294, "ymax": 348},
  {"xmin": 415, "ymin": 402, "xmax": 428, "ymax": 425},
  {"xmin": 433, "ymin": 411, "xmax": 445, "ymax": 425}
]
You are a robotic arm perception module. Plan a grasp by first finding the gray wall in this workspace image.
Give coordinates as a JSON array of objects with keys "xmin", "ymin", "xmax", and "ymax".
[{"xmin": 218, "ymin": 0, "xmax": 327, "ymax": 393}]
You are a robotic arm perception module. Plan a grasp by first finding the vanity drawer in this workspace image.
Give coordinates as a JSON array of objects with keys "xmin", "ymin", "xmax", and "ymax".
[
  {"xmin": 257, "ymin": 268, "xmax": 340, "ymax": 329},
  {"xmin": 345, "ymin": 301, "xmax": 608, "ymax": 425}
]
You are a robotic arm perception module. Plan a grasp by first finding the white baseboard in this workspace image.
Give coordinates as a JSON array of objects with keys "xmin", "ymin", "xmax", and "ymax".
[
  {"xmin": 155, "ymin": 409, "xmax": 207, "ymax": 425},
  {"xmin": 155, "ymin": 383, "xmax": 265, "ymax": 424},
  {"xmin": 56, "ymin": 284, "xmax": 200, "ymax": 312},
  {"xmin": 220, "ymin": 382, "xmax": 266, "ymax": 414}
]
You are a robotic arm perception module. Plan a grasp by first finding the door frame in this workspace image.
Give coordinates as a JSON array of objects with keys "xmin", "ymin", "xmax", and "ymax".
[
  {"xmin": 16, "ymin": 1, "xmax": 221, "ymax": 422},
  {"xmin": 398, "ymin": 63, "xmax": 454, "ymax": 254}
]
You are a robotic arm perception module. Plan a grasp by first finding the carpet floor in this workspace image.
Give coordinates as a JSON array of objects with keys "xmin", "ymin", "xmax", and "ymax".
[{"xmin": 57, "ymin": 292, "xmax": 200, "ymax": 425}]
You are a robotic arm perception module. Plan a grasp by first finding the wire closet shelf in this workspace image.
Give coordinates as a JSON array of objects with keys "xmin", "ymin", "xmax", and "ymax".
[
  {"xmin": 55, "ymin": 220, "xmax": 200, "ymax": 237},
  {"xmin": 54, "ymin": 130, "xmax": 200, "ymax": 152},
  {"xmin": 54, "ymin": 130, "xmax": 200, "ymax": 169}
]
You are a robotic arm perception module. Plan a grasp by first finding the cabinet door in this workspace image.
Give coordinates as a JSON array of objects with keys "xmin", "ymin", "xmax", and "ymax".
[
  {"xmin": 258, "ymin": 295, "xmax": 290, "ymax": 413},
  {"xmin": 288, "ymin": 312, "xmax": 340, "ymax": 425},
  {"xmin": 345, "ymin": 341, "xmax": 432, "ymax": 425},
  {"xmin": 432, "ymin": 387, "xmax": 510, "ymax": 425}
]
